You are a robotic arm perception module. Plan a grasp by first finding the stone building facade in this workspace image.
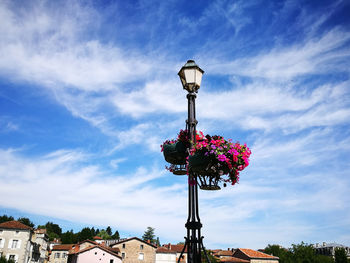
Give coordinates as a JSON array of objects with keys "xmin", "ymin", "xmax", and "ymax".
[
  {"xmin": 0, "ymin": 221, "xmax": 35, "ymax": 263},
  {"xmin": 49, "ymin": 244, "xmax": 74, "ymax": 263},
  {"xmin": 111, "ymin": 237, "xmax": 157, "ymax": 263}
]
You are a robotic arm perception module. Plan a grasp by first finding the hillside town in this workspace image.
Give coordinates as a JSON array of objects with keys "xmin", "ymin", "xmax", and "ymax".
[{"xmin": 1, "ymin": 220, "xmax": 350, "ymax": 263}]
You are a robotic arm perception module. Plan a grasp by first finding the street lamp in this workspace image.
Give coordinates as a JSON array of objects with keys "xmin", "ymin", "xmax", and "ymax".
[{"xmin": 177, "ymin": 60, "xmax": 211, "ymax": 263}]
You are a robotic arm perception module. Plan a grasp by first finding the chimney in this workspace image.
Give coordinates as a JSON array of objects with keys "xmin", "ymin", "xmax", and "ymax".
[
  {"xmin": 168, "ymin": 243, "xmax": 171, "ymax": 250},
  {"xmin": 147, "ymin": 240, "xmax": 150, "ymax": 243},
  {"xmin": 323, "ymin": 242, "xmax": 326, "ymax": 247}
]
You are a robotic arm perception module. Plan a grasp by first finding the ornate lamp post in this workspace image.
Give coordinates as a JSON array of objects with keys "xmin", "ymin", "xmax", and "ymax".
[{"xmin": 177, "ymin": 60, "xmax": 210, "ymax": 263}]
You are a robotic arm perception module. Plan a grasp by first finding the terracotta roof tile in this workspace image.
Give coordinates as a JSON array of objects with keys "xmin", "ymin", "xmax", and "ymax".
[
  {"xmin": 0, "ymin": 220, "xmax": 33, "ymax": 230},
  {"xmin": 161, "ymin": 244, "xmax": 187, "ymax": 253},
  {"xmin": 216, "ymin": 250, "xmax": 234, "ymax": 256},
  {"xmin": 239, "ymin": 248, "xmax": 279, "ymax": 259},
  {"xmin": 69, "ymin": 244, "xmax": 121, "ymax": 259},
  {"xmin": 93, "ymin": 236, "xmax": 103, "ymax": 240},
  {"xmin": 52, "ymin": 244, "xmax": 74, "ymax": 251},
  {"xmin": 219, "ymin": 257, "xmax": 249, "ymax": 263}
]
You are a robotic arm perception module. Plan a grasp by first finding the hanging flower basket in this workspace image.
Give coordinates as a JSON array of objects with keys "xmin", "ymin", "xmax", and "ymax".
[
  {"xmin": 161, "ymin": 131, "xmax": 251, "ymax": 188},
  {"xmin": 161, "ymin": 130, "xmax": 205, "ymax": 175},
  {"xmin": 163, "ymin": 141, "xmax": 188, "ymax": 165},
  {"xmin": 189, "ymin": 135, "xmax": 251, "ymax": 188}
]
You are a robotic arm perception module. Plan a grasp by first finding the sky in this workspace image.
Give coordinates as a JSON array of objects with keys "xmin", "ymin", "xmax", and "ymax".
[{"xmin": 0, "ymin": 0, "xmax": 350, "ymax": 250}]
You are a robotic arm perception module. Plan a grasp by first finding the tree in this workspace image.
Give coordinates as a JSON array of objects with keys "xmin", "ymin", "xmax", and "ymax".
[
  {"xmin": 290, "ymin": 242, "xmax": 316, "ymax": 263},
  {"xmin": 335, "ymin": 248, "xmax": 348, "ymax": 263},
  {"xmin": 264, "ymin": 244, "xmax": 293, "ymax": 263},
  {"xmin": 315, "ymin": 254, "xmax": 334, "ymax": 263},
  {"xmin": 142, "ymin": 227, "xmax": 156, "ymax": 244},
  {"xmin": 43, "ymin": 222, "xmax": 62, "ymax": 241},
  {"xmin": 106, "ymin": 226, "xmax": 112, "ymax": 236},
  {"xmin": 0, "ymin": 215, "xmax": 14, "ymax": 223},
  {"xmin": 45, "ymin": 222, "xmax": 62, "ymax": 235},
  {"xmin": 77, "ymin": 227, "xmax": 94, "ymax": 242},
  {"xmin": 91, "ymin": 227, "xmax": 96, "ymax": 237},
  {"xmin": 0, "ymin": 256, "xmax": 15, "ymax": 263},
  {"xmin": 112, "ymin": 230, "xmax": 120, "ymax": 240},
  {"xmin": 17, "ymin": 217, "xmax": 35, "ymax": 228},
  {"xmin": 97, "ymin": 229, "xmax": 111, "ymax": 240},
  {"xmin": 201, "ymin": 251, "xmax": 219, "ymax": 263},
  {"xmin": 61, "ymin": 230, "xmax": 77, "ymax": 244}
]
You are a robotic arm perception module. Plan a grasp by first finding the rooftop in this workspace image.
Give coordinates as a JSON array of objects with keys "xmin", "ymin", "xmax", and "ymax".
[{"xmin": 0, "ymin": 220, "xmax": 33, "ymax": 230}]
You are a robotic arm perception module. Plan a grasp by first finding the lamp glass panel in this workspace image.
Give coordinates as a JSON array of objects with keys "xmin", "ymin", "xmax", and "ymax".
[
  {"xmin": 184, "ymin": 68, "xmax": 195, "ymax": 84},
  {"xmin": 195, "ymin": 69, "xmax": 203, "ymax": 87}
]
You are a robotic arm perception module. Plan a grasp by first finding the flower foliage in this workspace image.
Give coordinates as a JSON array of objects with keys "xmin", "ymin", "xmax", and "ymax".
[
  {"xmin": 161, "ymin": 130, "xmax": 251, "ymax": 186},
  {"xmin": 190, "ymin": 135, "xmax": 251, "ymax": 185},
  {"xmin": 160, "ymin": 129, "xmax": 204, "ymax": 152}
]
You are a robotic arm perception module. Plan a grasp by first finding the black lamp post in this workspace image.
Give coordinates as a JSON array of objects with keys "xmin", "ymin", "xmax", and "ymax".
[{"xmin": 177, "ymin": 60, "xmax": 211, "ymax": 263}]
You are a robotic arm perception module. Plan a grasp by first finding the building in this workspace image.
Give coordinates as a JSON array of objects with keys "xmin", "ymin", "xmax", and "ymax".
[
  {"xmin": 49, "ymin": 239, "xmax": 62, "ymax": 251},
  {"xmin": 68, "ymin": 244, "xmax": 122, "ymax": 263},
  {"xmin": 0, "ymin": 220, "xmax": 38, "ymax": 263},
  {"xmin": 92, "ymin": 236, "xmax": 104, "ymax": 245},
  {"xmin": 213, "ymin": 249, "xmax": 235, "ymax": 259},
  {"xmin": 156, "ymin": 244, "xmax": 187, "ymax": 263},
  {"xmin": 33, "ymin": 229, "xmax": 49, "ymax": 263},
  {"xmin": 314, "ymin": 242, "xmax": 350, "ymax": 258},
  {"xmin": 49, "ymin": 244, "xmax": 74, "ymax": 263},
  {"xmin": 232, "ymin": 248, "xmax": 279, "ymax": 263},
  {"xmin": 219, "ymin": 257, "xmax": 249, "ymax": 263},
  {"xmin": 110, "ymin": 237, "xmax": 157, "ymax": 263}
]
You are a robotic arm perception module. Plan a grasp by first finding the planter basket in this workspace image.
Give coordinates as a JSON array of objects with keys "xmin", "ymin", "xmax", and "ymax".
[
  {"xmin": 197, "ymin": 174, "xmax": 221, "ymax": 190},
  {"xmin": 163, "ymin": 141, "xmax": 188, "ymax": 165},
  {"xmin": 172, "ymin": 164, "xmax": 187, "ymax": 175},
  {"xmin": 189, "ymin": 152, "xmax": 231, "ymax": 190},
  {"xmin": 188, "ymin": 152, "xmax": 212, "ymax": 175}
]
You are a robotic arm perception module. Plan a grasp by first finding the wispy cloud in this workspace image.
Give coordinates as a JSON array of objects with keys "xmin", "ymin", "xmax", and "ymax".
[{"xmin": 0, "ymin": 0, "xmax": 349, "ymax": 249}]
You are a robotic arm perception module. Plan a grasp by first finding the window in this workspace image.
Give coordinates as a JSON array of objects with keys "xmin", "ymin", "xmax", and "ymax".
[
  {"xmin": 9, "ymin": 255, "xmax": 15, "ymax": 260},
  {"xmin": 140, "ymin": 244, "xmax": 143, "ymax": 250},
  {"xmin": 110, "ymin": 260, "xmax": 114, "ymax": 263},
  {"xmin": 138, "ymin": 253, "xmax": 144, "ymax": 260},
  {"xmin": 11, "ymin": 240, "xmax": 18, "ymax": 249},
  {"xmin": 15, "ymin": 231, "xmax": 19, "ymax": 235},
  {"xmin": 63, "ymin": 252, "xmax": 67, "ymax": 258},
  {"xmin": 122, "ymin": 244, "xmax": 126, "ymax": 249},
  {"xmin": 122, "ymin": 253, "xmax": 125, "ymax": 259},
  {"xmin": 54, "ymin": 252, "xmax": 60, "ymax": 258},
  {"xmin": 0, "ymin": 238, "xmax": 4, "ymax": 248}
]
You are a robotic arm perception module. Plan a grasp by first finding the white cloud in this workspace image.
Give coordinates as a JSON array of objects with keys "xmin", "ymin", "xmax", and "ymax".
[
  {"xmin": 1, "ymin": 145, "xmax": 349, "ymax": 248},
  {"xmin": 206, "ymin": 28, "xmax": 350, "ymax": 80}
]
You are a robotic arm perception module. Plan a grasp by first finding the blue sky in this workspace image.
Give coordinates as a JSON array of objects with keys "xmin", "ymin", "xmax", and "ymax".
[{"xmin": 1, "ymin": 0, "xmax": 350, "ymax": 250}]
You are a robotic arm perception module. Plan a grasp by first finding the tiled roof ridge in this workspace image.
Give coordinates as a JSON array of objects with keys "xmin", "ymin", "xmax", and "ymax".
[
  {"xmin": 69, "ymin": 244, "xmax": 122, "ymax": 259},
  {"xmin": 219, "ymin": 257, "xmax": 249, "ymax": 263},
  {"xmin": 110, "ymin": 237, "xmax": 158, "ymax": 248},
  {"xmin": 159, "ymin": 244, "xmax": 187, "ymax": 253},
  {"xmin": 239, "ymin": 248, "xmax": 279, "ymax": 259},
  {"xmin": 51, "ymin": 244, "xmax": 75, "ymax": 251},
  {"xmin": 0, "ymin": 220, "xmax": 33, "ymax": 230}
]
